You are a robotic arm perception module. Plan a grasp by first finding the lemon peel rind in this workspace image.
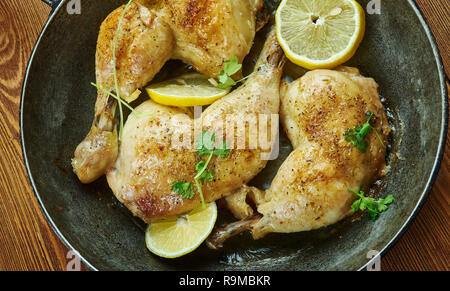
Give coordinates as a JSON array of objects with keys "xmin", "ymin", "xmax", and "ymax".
[
  {"xmin": 145, "ymin": 202, "xmax": 217, "ymax": 259},
  {"xmin": 275, "ymin": 0, "xmax": 365, "ymax": 70},
  {"xmin": 147, "ymin": 89, "xmax": 229, "ymax": 107}
]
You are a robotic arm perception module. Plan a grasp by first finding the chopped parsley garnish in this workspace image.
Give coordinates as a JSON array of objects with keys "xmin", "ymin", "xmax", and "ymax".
[
  {"xmin": 348, "ymin": 187, "xmax": 395, "ymax": 221},
  {"xmin": 326, "ymin": 112, "xmax": 387, "ymax": 154}
]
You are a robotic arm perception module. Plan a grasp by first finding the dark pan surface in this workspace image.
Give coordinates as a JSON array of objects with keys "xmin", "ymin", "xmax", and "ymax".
[{"xmin": 21, "ymin": 0, "xmax": 447, "ymax": 270}]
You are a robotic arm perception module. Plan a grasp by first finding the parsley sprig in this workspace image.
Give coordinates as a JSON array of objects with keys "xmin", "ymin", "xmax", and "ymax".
[
  {"xmin": 195, "ymin": 160, "xmax": 214, "ymax": 182},
  {"xmin": 344, "ymin": 112, "xmax": 386, "ymax": 153},
  {"xmin": 344, "ymin": 112, "xmax": 374, "ymax": 152},
  {"xmin": 349, "ymin": 188, "xmax": 395, "ymax": 221},
  {"xmin": 217, "ymin": 56, "xmax": 253, "ymax": 89},
  {"xmin": 172, "ymin": 131, "xmax": 230, "ymax": 207},
  {"xmin": 195, "ymin": 131, "xmax": 230, "ymax": 158},
  {"xmin": 171, "ymin": 181, "xmax": 195, "ymax": 199}
]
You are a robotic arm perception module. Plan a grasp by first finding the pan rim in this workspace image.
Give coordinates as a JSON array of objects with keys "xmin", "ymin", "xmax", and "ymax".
[
  {"xmin": 19, "ymin": 0, "xmax": 98, "ymax": 271},
  {"xmin": 19, "ymin": 0, "xmax": 448, "ymax": 271},
  {"xmin": 357, "ymin": 0, "xmax": 448, "ymax": 271}
]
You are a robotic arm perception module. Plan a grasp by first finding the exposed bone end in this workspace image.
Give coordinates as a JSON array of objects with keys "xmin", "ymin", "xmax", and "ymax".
[
  {"xmin": 206, "ymin": 215, "xmax": 262, "ymax": 250},
  {"xmin": 206, "ymin": 185, "xmax": 267, "ymax": 249},
  {"xmin": 223, "ymin": 185, "xmax": 266, "ymax": 219}
]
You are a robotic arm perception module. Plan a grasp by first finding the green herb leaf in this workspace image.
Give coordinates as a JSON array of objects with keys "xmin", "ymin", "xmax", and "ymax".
[
  {"xmin": 217, "ymin": 77, "xmax": 236, "ymax": 89},
  {"xmin": 376, "ymin": 194, "xmax": 395, "ymax": 214},
  {"xmin": 351, "ymin": 199, "xmax": 361, "ymax": 213},
  {"xmin": 193, "ymin": 131, "xmax": 231, "ymax": 208},
  {"xmin": 377, "ymin": 203, "xmax": 388, "ymax": 213},
  {"xmin": 344, "ymin": 112, "xmax": 375, "ymax": 153},
  {"xmin": 195, "ymin": 160, "xmax": 214, "ymax": 182},
  {"xmin": 217, "ymin": 56, "xmax": 243, "ymax": 89},
  {"xmin": 213, "ymin": 140, "xmax": 231, "ymax": 158},
  {"xmin": 381, "ymin": 194, "xmax": 395, "ymax": 205},
  {"xmin": 224, "ymin": 56, "xmax": 242, "ymax": 76},
  {"xmin": 172, "ymin": 181, "xmax": 195, "ymax": 199},
  {"xmin": 196, "ymin": 131, "xmax": 231, "ymax": 158},
  {"xmin": 367, "ymin": 204, "xmax": 380, "ymax": 221},
  {"xmin": 345, "ymin": 128, "xmax": 369, "ymax": 152},
  {"xmin": 173, "ymin": 131, "xmax": 230, "ymax": 207},
  {"xmin": 348, "ymin": 188, "xmax": 394, "ymax": 221},
  {"xmin": 196, "ymin": 131, "xmax": 216, "ymax": 156}
]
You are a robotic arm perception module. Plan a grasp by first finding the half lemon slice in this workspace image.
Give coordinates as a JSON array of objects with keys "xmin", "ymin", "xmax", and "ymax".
[
  {"xmin": 275, "ymin": 0, "xmax": 365, "ymax": 70},
  {"xmin": 145, "ymin": 202, "xmax": 217, "ymax": 258},
  {"xmin": 146, "ymin": 73, "xmax": 230, "ymax": 107}
]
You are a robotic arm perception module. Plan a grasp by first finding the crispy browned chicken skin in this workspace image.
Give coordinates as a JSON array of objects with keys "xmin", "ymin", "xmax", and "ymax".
[
  {"xmin": 107, "ymin": 30, "xmax": 284, "ymax": 222},
  {"xmin": 207, "ymin": 67, "xmax": 390, "ymax": 248},
  {"xmin": 72, "ymin": 0, "xmax": 265, "ymax": 183}
]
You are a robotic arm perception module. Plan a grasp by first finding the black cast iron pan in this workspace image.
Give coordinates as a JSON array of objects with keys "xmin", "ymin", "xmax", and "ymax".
[{"xmin": 21, "ymin": 0, "xmax": 447, "ymax": 270}]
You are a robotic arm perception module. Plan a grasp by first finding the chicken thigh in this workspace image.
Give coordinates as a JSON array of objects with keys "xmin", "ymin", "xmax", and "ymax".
[
  {"xmin": 207, "ymin": 67, "xmax": 390, "ymax": 248},
  {"xmin": 106, "ymin": 30, "xmax": 284, "ymax": 222},
  {"xmin": 72, "ymin": 0, "xmax": 265, "ymax": 183}
]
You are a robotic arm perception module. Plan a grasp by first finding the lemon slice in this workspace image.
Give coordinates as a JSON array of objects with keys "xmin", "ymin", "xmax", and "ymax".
[
  {"xmin": 146, "ymin": 73, "xmax": 230, "ymax": 107},
  {"xmin": 275, "ymin": 0, "xmax": 365, "ymax": 70},
  {"xmin": 145, "ymin": 202, "xmax": 217, "ymax": 258}
]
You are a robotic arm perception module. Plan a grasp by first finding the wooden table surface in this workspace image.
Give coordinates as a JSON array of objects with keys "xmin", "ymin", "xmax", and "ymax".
[{"xmin": 0, "ymin": 0, "xmax": 448, "ymax": 271}]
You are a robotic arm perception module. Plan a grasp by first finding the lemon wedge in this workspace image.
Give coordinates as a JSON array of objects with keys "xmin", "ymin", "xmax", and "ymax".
[
  {"xmin": 145, "ymin": 202, "xmax": 217, "ymax": 258},
  {"xmin": 146, "ymin": 73, "xmax": 230, "ymax": 107},
  {"xmin": 275, "ymin": 0, "xmax": 365, "ymax": 70}
]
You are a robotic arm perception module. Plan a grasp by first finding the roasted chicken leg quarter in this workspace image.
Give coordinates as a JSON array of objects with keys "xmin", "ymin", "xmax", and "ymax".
[
  {"xmin": 207, "ymin": 67, "xmax": 391, "ymax": 249},
  {"xmin": 72, "ymin": 0, "xmax": 265, "ymax": 183},
  {"xmin": 106, "ymin": 30, "xmax": 284, "ymax": 222}
]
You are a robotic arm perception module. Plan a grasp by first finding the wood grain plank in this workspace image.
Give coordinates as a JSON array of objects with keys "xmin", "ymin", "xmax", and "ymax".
[
  {"xmin": 0, "ymin": 0, "xmax": 447, "ymax": 271},
  {"xmin": 415, "ymin": 0, "xmax": 450, "ymax": 79},
  {"xmin": 383, "ymin": 121, "xmax": 450, "ymax": 270},
  {"xmin": 381, "ymin": 0, "xmax": 450, "ymax": 271},
  {"xmin": 0, "ymin": 0, "xmax": 71, "ymax": 271}
]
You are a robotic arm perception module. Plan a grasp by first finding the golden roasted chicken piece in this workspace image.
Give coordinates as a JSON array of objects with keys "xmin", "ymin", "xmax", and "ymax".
[
  {"xmin": 207, "ymin": 67, "xmax": 390, "ymax": 248},
  {"xmin": 161, "ymin": 0, "xmax": 264, "ymax": 77},
  {"xmin": 72, "ymin": 0, "xmax": 265, "ymax": 183},
  {"xmin": 106, "ymin": 30, "xmax": 284, "ymax": 222}
]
